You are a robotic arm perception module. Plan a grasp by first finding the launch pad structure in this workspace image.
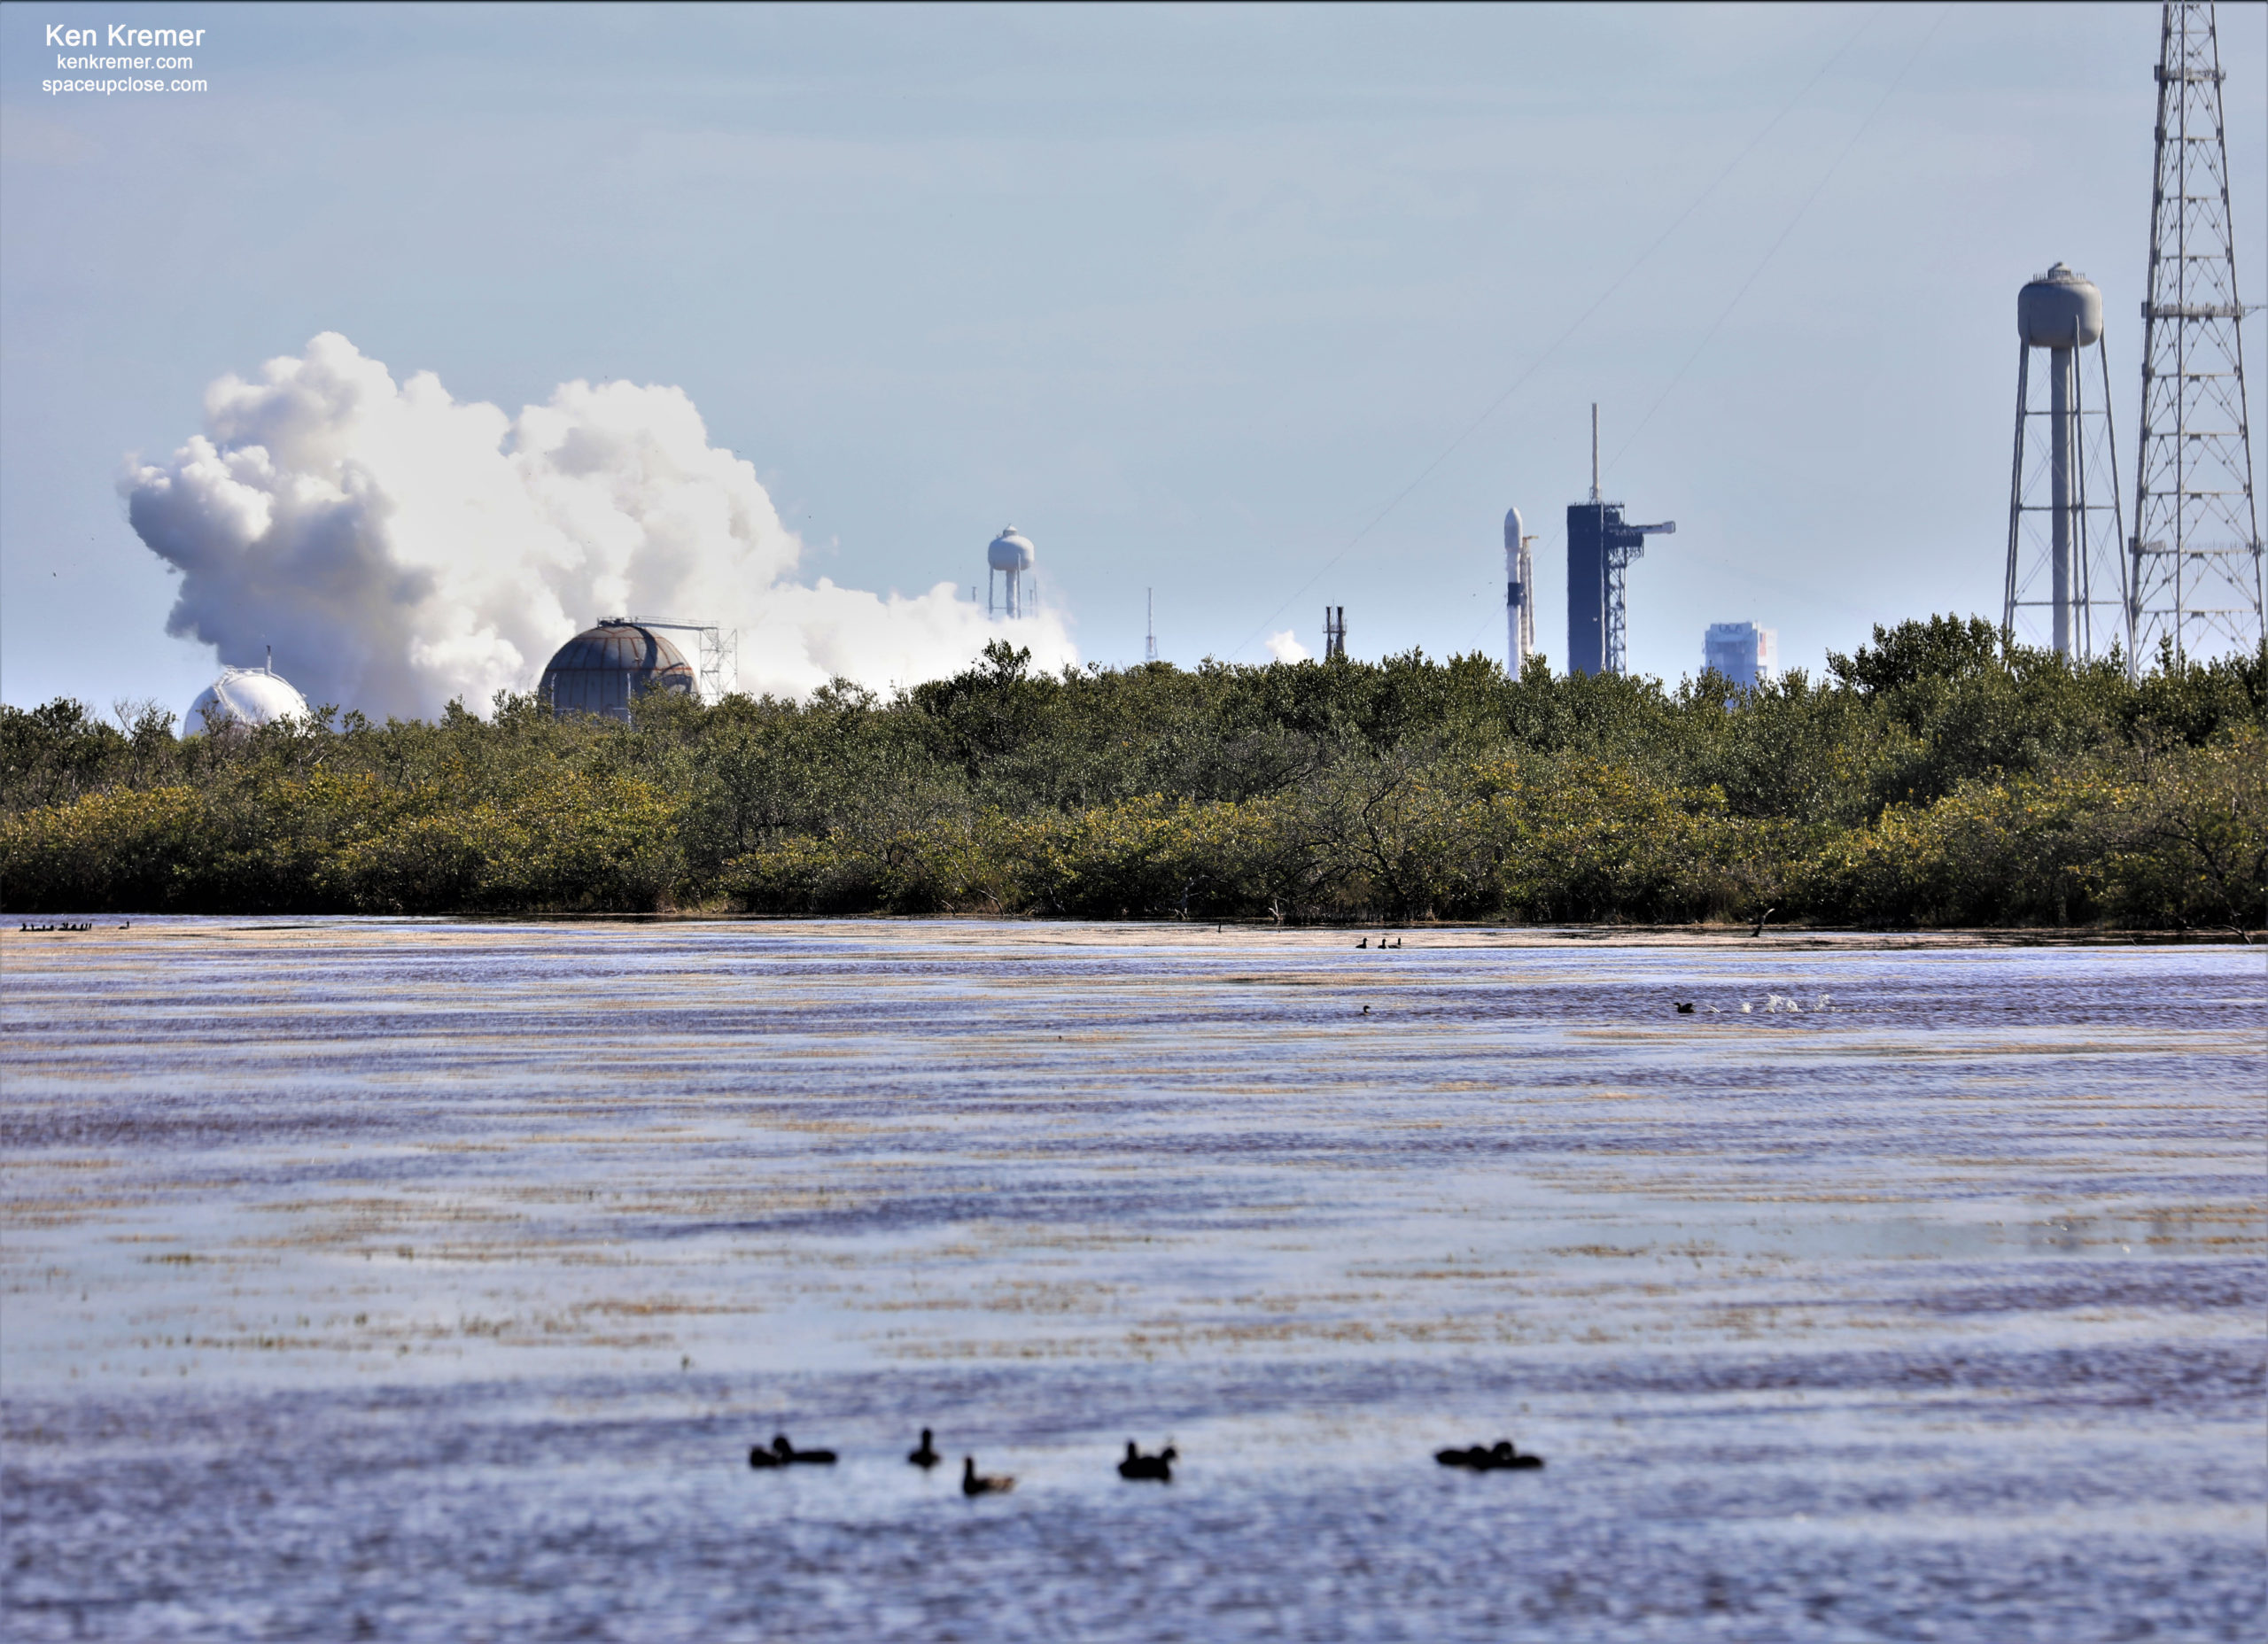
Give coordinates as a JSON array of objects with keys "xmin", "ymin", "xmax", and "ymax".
[{"xmin": 1565, "ymin": 405, "xmax": 1674, "ymax": 678}]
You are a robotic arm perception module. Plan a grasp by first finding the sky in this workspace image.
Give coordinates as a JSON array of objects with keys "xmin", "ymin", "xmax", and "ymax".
[{"xmin": 4, "ymin": 1, "xmax": 2264, "ymax": 716}]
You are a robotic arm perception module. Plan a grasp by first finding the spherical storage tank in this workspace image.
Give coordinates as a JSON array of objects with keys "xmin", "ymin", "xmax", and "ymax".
[
  {"xmin": 987, "ymin": 527, "xmax": 1036, "ymax": 572},
  {"xmin": 2017, "ymin": 261, "xmax": 2103, "ymax": 349},
  {"xmin": 188, "ymin": 663, "xmax": 310, "ymax": 731},
  {"xmin": 539, "ymin": 620, "xmax": 695, "ymax": 720}
]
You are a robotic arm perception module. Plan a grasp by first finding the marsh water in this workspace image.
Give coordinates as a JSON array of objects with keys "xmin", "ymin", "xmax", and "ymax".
[{"xmin": 2, "ymin": 919, "xmax": 2262, "ymax": 1641}]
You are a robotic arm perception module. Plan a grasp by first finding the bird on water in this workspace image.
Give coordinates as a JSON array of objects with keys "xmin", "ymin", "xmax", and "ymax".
[
  {"xmin": 962, "ymin": 1456, "xmax": 1014, "ymax": 1496},
  {"xmin": 1435, "ymin": 1438, "xmax": 1544, "ymax": 1471},
  {"xmin": 1675, "ymin": 1002, "xmax": 1696, "ymax": 1014},
  {"xmin": 908, "ymin": 1429, "xmax": 942, "ymax": 1469},
  {"xmin": 750, "ymin": 1433, "xmax": 836, "ymax": 1468},
  {"xmin": 1117, "ymin": 1440, "xmax": 1178, "ymax": 1482}
]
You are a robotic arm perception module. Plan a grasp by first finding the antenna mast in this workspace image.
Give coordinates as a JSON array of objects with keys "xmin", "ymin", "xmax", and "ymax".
[
  {"xmin": 1146, "ymin": 588, "xmax": 1158, "ymax": 663},
  {"xmin": 2130, "ymin": 1, "xmax": 2262, "ymax": 668}
]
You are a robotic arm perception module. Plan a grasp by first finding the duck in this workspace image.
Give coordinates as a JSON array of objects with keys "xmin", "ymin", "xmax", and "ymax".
[
  {"xmin": 1435, "ymin": 1438, "xmax": 1544, "ymax": 1471},
  {"xmin": 760, "ymin": 1433, "xmax": 837, "ymax": 1466},
  {"xmin": 1674, "ymin": 1001, "xmax": 1696, "ymax": 1014},
  {"xmin": 1356, "ymin": 937, "xmax": 1369, "ymax": 950},
  {"xmin": 1486, "ymin": 1439, "xmax": 1543, "ymax": 1470},
  {"xmin": 962, "ymin": 1456, "xmax": 1014, "ymax": 1496},
  {"xmin": 908, "ymin": 1428, "xmax": 942, "ymax": 1470},
  {"xmin": 1116, "ymin": 1439, "xmax": 1177, "ymax": 1482}
]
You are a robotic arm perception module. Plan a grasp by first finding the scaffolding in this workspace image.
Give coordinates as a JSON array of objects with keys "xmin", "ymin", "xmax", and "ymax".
[{"xmin": 625, "ymin": 616, "xmax": 740, "ymax": 704}]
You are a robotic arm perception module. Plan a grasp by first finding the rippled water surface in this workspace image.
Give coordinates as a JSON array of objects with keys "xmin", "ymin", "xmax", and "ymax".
[{"xmin": 4, "ymin": 919, "xmax": 2262, "ymax": 1640}]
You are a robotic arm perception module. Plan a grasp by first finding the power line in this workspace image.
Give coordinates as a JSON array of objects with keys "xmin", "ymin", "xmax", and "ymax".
[
  {"xmin": 1227, "ymin": 4, "xmax": 1887, "ymax": 660},
  {"xmin": 1603, "ymin": 4, "xmax": 1951, "ymax": 480}
]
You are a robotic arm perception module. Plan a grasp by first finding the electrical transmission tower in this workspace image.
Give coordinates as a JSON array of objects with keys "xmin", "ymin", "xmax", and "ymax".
[{"xmin": 2131, "ymin": 0, "xmax": 2263, "ymax": 667}]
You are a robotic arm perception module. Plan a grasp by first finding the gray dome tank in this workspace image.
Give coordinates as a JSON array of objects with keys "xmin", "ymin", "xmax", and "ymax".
[
  {"xmin": 987, "ymin": 526, "xmax": 1036, "ymax": 572},
  {"xmin": 539, "ymin": 621, "xmax": 695, "ymax": 720},
  {"xmin": 2017, "ymin": 262, "xmax": 2104, "ymax": 348}
]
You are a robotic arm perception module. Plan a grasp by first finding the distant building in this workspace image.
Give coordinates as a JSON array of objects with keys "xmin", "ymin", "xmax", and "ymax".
[
  {"xmin": 1703, "ymin": 622, "xmax": 1775, "ymax": 690},
  {"xmin": 539, "ymin": 620, "xmax": 696, "ymax": 720}
]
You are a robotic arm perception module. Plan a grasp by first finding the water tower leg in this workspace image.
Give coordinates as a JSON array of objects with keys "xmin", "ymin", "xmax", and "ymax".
[{"xmin": 2050, "ymin": 343, "xmax": 2075, "ymax": 656}]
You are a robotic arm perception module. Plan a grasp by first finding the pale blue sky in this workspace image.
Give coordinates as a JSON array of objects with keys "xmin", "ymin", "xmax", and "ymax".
[{"xmin": 4, "ymin": 2, "xmax": 2262, "ymax": 711}]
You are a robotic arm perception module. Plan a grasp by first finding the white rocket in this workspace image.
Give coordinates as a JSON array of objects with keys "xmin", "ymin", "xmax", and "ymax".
[{"xmin": 1504, "ymin": 507, "xmax": 1534, "ymax": 672}]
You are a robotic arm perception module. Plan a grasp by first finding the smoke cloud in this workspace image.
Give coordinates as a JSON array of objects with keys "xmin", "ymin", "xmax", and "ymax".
[{"xmin": 123, "ymin": 333, "xmax": 1076, "ymax": 720}]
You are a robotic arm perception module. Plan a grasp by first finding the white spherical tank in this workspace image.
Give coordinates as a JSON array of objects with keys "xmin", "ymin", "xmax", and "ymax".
[
  {"xmin": 2017, "ymin": 262, "xmax": 2103, "ymax": 349},
  {"xmin": 987, "ymin": 526, "xmax": 1036, "ymax": 572},
  {"xmin": 188, "ymin": 664, "xmax": 311, "ymax": 731}
]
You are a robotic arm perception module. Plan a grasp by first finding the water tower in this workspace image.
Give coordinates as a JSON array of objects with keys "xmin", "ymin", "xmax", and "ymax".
[
  {"xmin": 988, "ymin": 525, "xmax": 1035, "ymax": 619},
  {"xmin": 2004, "ymin": 262, "xmax": 2125, "ymax": 660}
]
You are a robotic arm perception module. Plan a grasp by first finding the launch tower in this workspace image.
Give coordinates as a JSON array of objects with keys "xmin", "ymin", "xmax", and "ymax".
[{"xmin": 1566, "ymin": 406, "xmax": 1674, "ymax": 677}]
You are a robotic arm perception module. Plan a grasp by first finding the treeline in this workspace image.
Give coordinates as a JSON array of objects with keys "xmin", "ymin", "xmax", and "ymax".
[{"xmin": 2, "ymin": 616, "xmax": 2262, "ymax": 931}]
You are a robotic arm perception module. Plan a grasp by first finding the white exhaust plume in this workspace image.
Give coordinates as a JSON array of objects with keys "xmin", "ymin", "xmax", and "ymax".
[
  {"xmin": 1263, "ymin": 629, "xmax": 1311, "ymax": 663},
  {"xmin": 122, "ymin": 333, "xmax": 1077, "ymax": 720}
]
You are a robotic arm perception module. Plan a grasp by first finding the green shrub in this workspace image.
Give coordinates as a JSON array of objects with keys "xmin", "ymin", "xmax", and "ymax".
[{"xmin": 4, "ymin": 624, "xmax": 2262, "ymax": 927}]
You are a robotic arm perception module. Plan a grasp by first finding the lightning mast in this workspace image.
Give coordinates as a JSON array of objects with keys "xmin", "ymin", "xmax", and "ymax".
[{"xmin": 2130, "ymin": 1, "xmax": 2262, "ymax": 667}]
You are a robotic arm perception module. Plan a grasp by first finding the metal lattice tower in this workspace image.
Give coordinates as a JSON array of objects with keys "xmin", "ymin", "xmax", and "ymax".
[
  {"xmin": 626, "ymin": 616, "xmax": 739, "ymax": 704},
  {"xmin": 2131, "ymin": 1, "xmax": 2263, "ymax": 667}
]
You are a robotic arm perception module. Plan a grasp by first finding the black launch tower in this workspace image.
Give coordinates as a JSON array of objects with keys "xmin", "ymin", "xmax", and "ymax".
[{"xmin": 1565, "ymin": 407, "xmax": 1674, "ymax": 677}]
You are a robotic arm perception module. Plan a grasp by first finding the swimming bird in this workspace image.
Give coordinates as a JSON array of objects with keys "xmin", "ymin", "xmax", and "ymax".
[
  {"xmin": 762, "ymin": 1433, "xmax": 837, "ymax": 1465},
  {"xmin": 749, "ymin": 1444, "xmax": 787, "ymax": 1469},
  {"xmin": 1435, "ymin": 1438, "xmax": 1544, "ymax": 1471},
  {"xmin": 962, "ymin": 1456, "xmax": 1014, "ymax": 1496},
  {"xmin": 1490, "ymin": 1440, "xmax": 1543, "ymax": 1470},
  {"xmin": 1357, "ymin": 937, "xmax": 1369, "ymax": 949},
  {"xmin": 1674, "ymin": 1002, "xmax": 1696, "ymax": 1014},
  {"xmin": 908, "ymin": 1428, "xmax": 942, "ymax": 1470},
  {"xmin": 1392, "ymin": 937, "xmax": 1403, "ymax": 949},
  {"xmin": 1117, "ymin": 1440, "xmax": 1177, "ymax": 1482}
]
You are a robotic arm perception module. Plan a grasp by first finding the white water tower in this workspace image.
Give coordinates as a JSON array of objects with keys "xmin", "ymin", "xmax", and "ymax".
[
  {"xmin": 2005, "ymin": 262, "xmax": 2124, "ymax": 659},
  {"xmin": 988, "ymin": 525, "xmax": 1035, "ymax": 619}
]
